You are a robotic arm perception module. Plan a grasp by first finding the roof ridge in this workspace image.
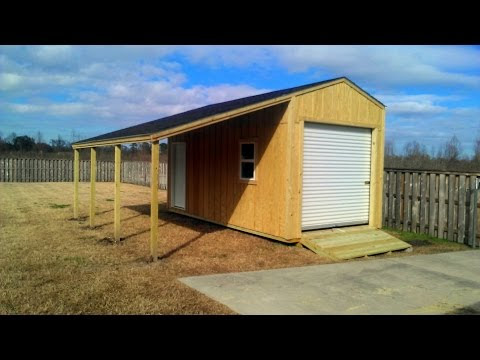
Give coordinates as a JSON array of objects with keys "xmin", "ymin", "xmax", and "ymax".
[{"xmin": 73, "ymin": 76, "xmax": 383, "ymax": 146}]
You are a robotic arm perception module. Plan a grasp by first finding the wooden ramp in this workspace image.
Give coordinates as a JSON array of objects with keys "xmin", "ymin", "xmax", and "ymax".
[{"xmin": 300, "ymin": 227, "xmax": 412, "ymax": 260}]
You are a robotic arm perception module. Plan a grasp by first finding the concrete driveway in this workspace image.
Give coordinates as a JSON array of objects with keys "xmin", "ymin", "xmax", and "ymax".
[{"xmin": 180, "ymin": 250, "xmax": 480, "ymax": 314}]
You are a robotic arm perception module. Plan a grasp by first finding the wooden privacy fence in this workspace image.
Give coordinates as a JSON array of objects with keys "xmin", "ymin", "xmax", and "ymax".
[
  {"xmin": 383, "ymin": 168, "xmax": 479, "ymax": 247},
  {"xmin": 0, "ymin": 158, "xmax": 168, "ymax": 190}
]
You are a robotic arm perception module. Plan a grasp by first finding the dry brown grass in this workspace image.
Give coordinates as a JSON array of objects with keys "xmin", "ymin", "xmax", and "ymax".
[
  {"xmin": 1, "ymin": 183, "xmax": 473, "ymax": 314},
  {"xmin": 0, "ymin": 182, "xmax": 330, "ymax": 314}
]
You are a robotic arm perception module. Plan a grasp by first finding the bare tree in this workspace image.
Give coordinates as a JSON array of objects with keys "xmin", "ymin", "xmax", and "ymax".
[
  {"xmin": 70, "ymin": 129, "xmax": 82, "ymax": 143},
  {"xmin": 441, "ymin": 135, "xmax": 462, "ymax": 162},
  {"xmin": 385, "ymin": 138, "xmax": 396, "ymax": 157},
  {"xmin": 36, "ymin": 131, "xmax": 44, "ymax": 144},
  {"xmin": 5, "ymin": 132, "xmax": 17, "ymax": 144},
  {"xmin": 473, "ymin": 135, "xmax": 480, "ymax": 162},
  {"xmin": 403, "ymin": 140, "xmax": 428, "ymax": 159}
]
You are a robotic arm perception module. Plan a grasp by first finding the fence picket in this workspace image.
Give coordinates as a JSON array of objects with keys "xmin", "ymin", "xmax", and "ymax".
[
  {"xmin": 468, "ymin": 175, "xmax": 476, "ymax": 246},
  {"xmin": 447, "ymin": 175, "xmax": 455, "ymax": 241},
  {"xmin": 428, "ymin": 173, "xmax": 436, "ymax": 236},
  {"xmin": 395, "ymin": 172, "xmax": 402, "ymax": 229},
  {"xmin": 438, "ymin": 174, "xmax": 446, "ymax": 239},
  {"xmin": 411, "ymin": 172, "xmax": 419, "ymax": 233},
  {"xmin": 403, "ymin": 172, "xmax": 410, "ymax": 231},
  {"xmin": 458, "ymin": 175, "xmax": 466, "ymax": 244}
]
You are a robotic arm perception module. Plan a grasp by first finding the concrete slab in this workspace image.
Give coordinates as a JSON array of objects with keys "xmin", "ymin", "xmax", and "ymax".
[{"xmin": 179, "ymin": 250, "xmax": 480, "ymax": 314}]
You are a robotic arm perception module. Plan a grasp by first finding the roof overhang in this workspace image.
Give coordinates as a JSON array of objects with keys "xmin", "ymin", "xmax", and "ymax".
[{"xmin": 72, "ymin": 77, "xmax": 384, "ymax": 149}]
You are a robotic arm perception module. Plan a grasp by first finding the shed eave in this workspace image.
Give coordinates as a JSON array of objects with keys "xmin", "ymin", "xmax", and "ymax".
[{"xmin": 72, "ymin": 77, "xmax": 384, "ymax": 149}]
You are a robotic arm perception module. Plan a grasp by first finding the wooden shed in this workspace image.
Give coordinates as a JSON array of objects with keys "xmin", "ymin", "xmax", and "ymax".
[{"xmin": 73, "ymin": 77, "xmax": 411, "ymax": 260}]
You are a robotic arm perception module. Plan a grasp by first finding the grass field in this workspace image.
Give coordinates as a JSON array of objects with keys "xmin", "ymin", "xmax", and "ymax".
[
  {"xmin": 0, "ymin": 182, "xmax": 472, "ymax": 314},
  {"xmin": 0, "ymin": 182, "xmax": 331, "ymax": 314}
]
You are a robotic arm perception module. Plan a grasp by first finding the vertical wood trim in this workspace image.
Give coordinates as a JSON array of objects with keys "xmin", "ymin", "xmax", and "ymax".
[
  {"xmin": 89, "ymin": 148, "xmax": 96, "ymax": 228},
  {"xmin": 296, "ymin": 119, "xmax": 305, "ymax": 238},
  {"xmin": 220, "ymin": 123, "xmax": 227, "ymax": 223},
  {"xmin": 198, "ymin": 129, "xmax": 205, "ymax": 218},
  {"xmin": 150, "ymin": 140, "xmax": 159, "ymax": 261},
  {"xmin": 438, "ymin": 174, "xmax": 446, "ymax": 239},
  {"xmin": 214, "ymin": 124, "xmax": 221, "ymax": 222},
  {"xmin": 114, "ymin": 145, "xmax": 121, "ymax": 241},
  {"xmin": 73, "ymin": 149, "xmax": 79, "ymax": 219},
  {"xmin": 284, "ymin": 97, "xmax": 298, "ymax": 239}
]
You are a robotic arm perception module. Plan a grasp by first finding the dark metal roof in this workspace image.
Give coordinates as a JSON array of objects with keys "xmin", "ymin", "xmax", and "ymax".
[{"xmin": 74, "ymin": 76, "xmax": 383, "ymax": 145}]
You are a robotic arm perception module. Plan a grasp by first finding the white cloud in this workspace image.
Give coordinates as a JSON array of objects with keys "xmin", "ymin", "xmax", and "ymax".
[
  {"xmin": 374, "ymin": 93, "xmax": 456, "ymax": 116},
  {"xmin": 0, "ymin": 73, "xmax": 23, "ymax": 90},
  {"xmin": 387, "ymin": 101, "xmax": 447, "ymax": 115},
  {"xmin": 31, "ymin": 45, "xmax": 75, "ymax": 65},
  {"xmin": 8, "ymin": 102, "xmax": 90, "ymax": 116},
  {"xmin": 5, "ymin": 78, "xmax": 269, "ymax": 127},
  {"xmin": 272, "ymin": 45, "xmax": 480, "ymax": 88},
  {"xmin": 1, "ymin": 45, "xmax": 479, "ymax": 148}
]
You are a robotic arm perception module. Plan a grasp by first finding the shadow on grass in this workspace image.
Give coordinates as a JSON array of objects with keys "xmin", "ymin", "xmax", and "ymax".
[
  {"xmin": 124, "ymin": 203, "xmax": 222, "ymax": 260},
  {"xmin": 125, "ymin": 203, "xmax": 223, "ymax": 234},
  {"xmin": 89, "ymin": 213, "xmax": 144, "ymax": 229},
  {"xmin": 445, "ymin": 301, "xmax": 480, "ymax": 315}
]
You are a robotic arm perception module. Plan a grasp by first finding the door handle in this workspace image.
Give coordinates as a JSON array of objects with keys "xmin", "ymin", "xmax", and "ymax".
[{"xmin": 365, "ymin": 181, "xmax": 370, "ymax": 185}]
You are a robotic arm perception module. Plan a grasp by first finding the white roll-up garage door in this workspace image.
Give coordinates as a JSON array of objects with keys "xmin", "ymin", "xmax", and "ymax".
[{"xmin": 302, "ymin": 122, "xmax": 372, "ymax": 230}]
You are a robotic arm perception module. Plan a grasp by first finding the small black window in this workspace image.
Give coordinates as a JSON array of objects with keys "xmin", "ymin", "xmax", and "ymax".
[
  {"xmin": 241, "ymin": 143, "xmax": 254, "ymax": 160},
  {"xmin": 240, "ymin": 142, "xmax": 256, "ymax": 180},
  {"xmin": 241, "ymin": 162, "xmax": 254, "ymax": 179}
]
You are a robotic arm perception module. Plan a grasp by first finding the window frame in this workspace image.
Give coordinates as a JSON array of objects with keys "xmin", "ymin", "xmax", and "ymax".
[{"xmin": 239, "ymin": 140, "xmax": 257, "ymax": 184}]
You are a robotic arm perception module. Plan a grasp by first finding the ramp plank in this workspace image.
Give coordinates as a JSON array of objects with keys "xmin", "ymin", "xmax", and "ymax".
[{"xmin": 301, "ymin": 229, "xmax": 411, "ymax": 260}]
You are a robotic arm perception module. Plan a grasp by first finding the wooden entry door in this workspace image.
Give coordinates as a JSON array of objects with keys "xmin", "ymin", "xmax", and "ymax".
[{"xmin": 172, "ymin": 142, "xmax": 186, "ymax": 209}]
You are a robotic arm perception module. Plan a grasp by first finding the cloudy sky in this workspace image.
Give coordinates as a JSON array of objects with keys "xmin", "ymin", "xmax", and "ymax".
[{"xmin": 1, "ymin": 45, "xmax": 479, "ymax": 155}]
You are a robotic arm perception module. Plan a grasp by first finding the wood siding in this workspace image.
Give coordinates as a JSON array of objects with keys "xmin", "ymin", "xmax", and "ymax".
[
  {"xmin": 289, "ymin": 82, "xmax": 385, "ymax": 239},
  {"xmin": 169, "ymin": 81, "xmax": 384, "ymax": 242},
  {"xmin": 169, "ymin": 102, "xmax": 291, "ymax": 240}
]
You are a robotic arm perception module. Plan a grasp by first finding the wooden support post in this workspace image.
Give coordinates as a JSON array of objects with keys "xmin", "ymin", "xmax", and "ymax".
[
  {"xmin": 73, "ymin": 149, "xmax": 79, "ymax": 219},
  {"xmin": 114, "ymin": 145, "xmax": 121, "ymax": 241},
  {"xmin": 150, "ymin": 140, "xmax": 160, "ymax": 261},
  {"xmin": 89, "ymin": 147, "xmax": 96, "ymax": 228}
]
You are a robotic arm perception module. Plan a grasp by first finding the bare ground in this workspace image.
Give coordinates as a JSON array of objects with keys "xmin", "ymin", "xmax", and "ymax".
[{"xmin": 0, "ymin": 183, "xmax": 471, "ymax": 314}]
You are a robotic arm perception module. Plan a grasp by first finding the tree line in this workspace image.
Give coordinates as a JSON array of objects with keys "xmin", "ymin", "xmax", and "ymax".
[
  {"xmin": 385, "ymin": 134, "xmax": 480, "ymax": 172},
  {"xmin": 3, "ymin": 130, "xmax": 480, "ymax": 172},
  {"xmin": 0, "ymin": 131, "xmax": 167, "ymax": 161}
]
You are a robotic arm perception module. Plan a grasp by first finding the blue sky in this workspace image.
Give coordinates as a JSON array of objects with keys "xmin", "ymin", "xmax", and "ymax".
[{"xmin": 1, "ymin": 45, "xmax": 479, "ymax": 156}]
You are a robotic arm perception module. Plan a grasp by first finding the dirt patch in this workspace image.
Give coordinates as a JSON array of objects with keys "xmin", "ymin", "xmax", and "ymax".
[
  {"xmin": 405, "ymin": 239, "xmax": 431, "ymax": 247},
  {"xmin": 49, "ymin": 203, "xmax": 70, "ymax": 209}
]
